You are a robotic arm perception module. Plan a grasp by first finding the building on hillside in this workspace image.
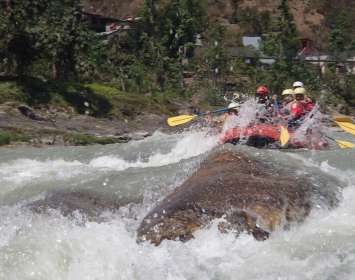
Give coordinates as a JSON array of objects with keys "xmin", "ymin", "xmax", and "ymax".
[
  {"xmin": 298, "ymin": 38, "xmax": 318, "ymax": 57},
  {"xmin": 227, "ymin": 36, "xmax": 275, "ymax": 66},
  {"xmin": 82, "ymin": 12, "xmax": 140, "ymax": 35},
  {"xmin": 232, "ymin": 36, "xmax": 355, "ymax": 74},
  {"xmin": 297, "ymin": 38, "xmax": 355, "ymax": 74},
  {"xmin": 242, "ymin": 36, "xmax": 261, "ymax": 50}
]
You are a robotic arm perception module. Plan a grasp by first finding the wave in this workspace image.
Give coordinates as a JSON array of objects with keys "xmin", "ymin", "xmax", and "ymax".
[{"xmin": 0, "ymin": 131, "xmax": 218, "ymax": 187}]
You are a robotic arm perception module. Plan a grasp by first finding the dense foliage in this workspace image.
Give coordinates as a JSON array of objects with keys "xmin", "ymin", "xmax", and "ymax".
[
  {"xmin": 0, "ymin": 0, "xmax": 99, "ymax": 80},
  {"xmin": 0, "ymin": 0, "xmax": 354, "ymax": 112}
]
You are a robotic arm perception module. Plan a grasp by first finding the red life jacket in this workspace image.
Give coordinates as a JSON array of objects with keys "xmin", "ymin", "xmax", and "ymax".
[
  {"xmin": 290, "ymin": 102, "xmax": 305, "ymax": 119},
  {"xmin": 304, "ymin": 101, "xmax": 315, "ymax": 112}
]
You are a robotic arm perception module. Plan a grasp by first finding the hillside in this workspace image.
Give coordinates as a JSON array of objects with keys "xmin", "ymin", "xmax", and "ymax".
[
  {"xmin": 82, "ymin": 0, "xmax": 355, "ymax": 49},
  {"xmin": 82, "ymin": 0, "xmax": 144, "ymax": 18}
]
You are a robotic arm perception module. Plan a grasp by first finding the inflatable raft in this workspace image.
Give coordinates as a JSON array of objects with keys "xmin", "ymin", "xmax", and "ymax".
[{"xmin": 220, "ymin": 124, "xmax": 328, "ymax": 149}]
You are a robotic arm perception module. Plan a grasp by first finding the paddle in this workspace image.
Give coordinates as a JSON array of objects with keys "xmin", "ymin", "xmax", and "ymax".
[
  {"xmin": 334, "ymin": 116, "xmax": 353, "ymax": 122},
  {"xmin": 167, "ymin": 108, "xmax": 229, "ymax": 127},
  {"xmin": 335, "ymin": 121, "xmax": 355, "ymax": 136},
  {"xmin": 326, "ymin": 136, "xmax": 355, "ymax": 149},
  {"xmin": 280, "ymin": 126, "xmax": 290, "ymax": 147}
]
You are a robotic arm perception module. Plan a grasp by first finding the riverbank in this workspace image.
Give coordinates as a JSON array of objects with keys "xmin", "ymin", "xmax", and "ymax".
[
  {"xmin": 1, "ymin": 79, "xmax": 353, "ymax": 148},
  {"xmin": 0, "ymin": 103, "xmax": 164, "ymax": 147},
  {"xmin": 0, "ymin": 79, "xmax": 198, "ymax": 147}
]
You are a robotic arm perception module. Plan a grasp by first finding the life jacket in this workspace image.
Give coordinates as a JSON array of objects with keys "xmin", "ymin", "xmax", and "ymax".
[
  {"xmin": 304, "ymin": 101, "xmax": 315, "ymax": 112},
  {"xmin": 257, "ymin": 96, "xmax": 270, "ymax": 105},
  {"xmin": 290, "ymin": 101, "xmax": 305, "ymax": 119}
]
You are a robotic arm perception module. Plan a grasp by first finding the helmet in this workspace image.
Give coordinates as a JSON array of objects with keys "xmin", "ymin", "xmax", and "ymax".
[
  {"xmin": 294, "ymin": 87, "xmax": 306, "ymax": 95},
  {"xmin": 293, "ymin": 81, "xmax": 304, "ymax": 88},
  {"xmin": 228, "ymin": 102, "xmax": 240, "ymax": 110},
  {"xmin": 256, "ymin": 86, "xmax": 269, "ymax": 96},
  {"xmin": 232, "ymin": 92, "xmax": 240, "ymax": 100},
  {"xmin": 282, "ymin": 89, "xmax": 294, "ymax": 95}
]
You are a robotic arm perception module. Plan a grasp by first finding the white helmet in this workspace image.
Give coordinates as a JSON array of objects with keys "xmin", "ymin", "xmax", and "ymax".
[
  {"xmin": 228, "ymin": 102, "xmax": 240, "ymax": 109},
  {"xmin": 293, "ymin": 81, "xmax": 304, "ymax": 88}
]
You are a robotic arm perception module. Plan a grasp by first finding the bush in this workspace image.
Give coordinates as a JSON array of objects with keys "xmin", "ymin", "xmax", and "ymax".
[
  {"xmin": 0, "ymin": 82, "xmax": 27, "ymax": 104},
  {"xmin": 0, "ymin": 132, "xmax": 10, "ymax": 145},
  {"xmin": 0, "ymin": 130, "xmax": 30, "ymax": 146}
]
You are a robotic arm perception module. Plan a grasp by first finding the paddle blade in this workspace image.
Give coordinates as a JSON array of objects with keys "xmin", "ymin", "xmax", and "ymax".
[
  {"xmin": 167, "ymin": 115, "xmax": 197, "ymax": 127},
  {"xmin": 334, "ymin": 116, "xmax": 353, "ymax": 123},
  {"xmin": 280, "ymin": 126, "xmax": 290, "ymax": 147},
  {"xmin": 336, "ymin": 140, "xmax": 355, "ymax": 149},
  {"xmin": 335, "ymin": 121, "xmax": 355, "ymax": 136}
]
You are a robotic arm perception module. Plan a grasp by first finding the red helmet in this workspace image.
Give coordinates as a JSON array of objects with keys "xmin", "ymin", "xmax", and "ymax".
[{"xmin": 256, "ymin": 86, "xmax": 269, "ymax": 96}]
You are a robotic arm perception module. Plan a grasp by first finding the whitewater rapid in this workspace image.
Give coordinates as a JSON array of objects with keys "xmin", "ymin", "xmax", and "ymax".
[{"xmin": 0, "ymin": 129, "xmax": 355, "ymax": 280}]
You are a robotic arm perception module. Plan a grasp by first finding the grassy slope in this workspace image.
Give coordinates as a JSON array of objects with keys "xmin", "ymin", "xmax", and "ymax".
[
  {"xmin": 0, "ymin": 79, "xmax": 178, "ymax": 118},
  {"xmin": 0, "ymin": 79, "xmax": 182, "ymax": 146}
]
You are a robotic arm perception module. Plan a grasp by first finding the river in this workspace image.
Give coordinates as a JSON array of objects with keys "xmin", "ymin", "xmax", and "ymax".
[{"xmin": 0, "ymin": 129, "xmax": 354, "ymax": 280}]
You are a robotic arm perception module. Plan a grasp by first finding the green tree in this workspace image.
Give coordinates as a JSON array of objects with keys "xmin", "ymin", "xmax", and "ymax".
[
  {"xmin": 0, "ymin": 0, "xmax": 99, "ymax": 79},
  {"xmin": 192, "ymin": 23, "xmax": 231, "ymax": 103},
  {"xmin": 327, "ymin": 9, "xmax": 352, "ymax": 55},
  {"xmin": 136, "ymin": 0, "xmax": 206, "ymax": 92},
  {"xmin": 262, "ymin": 0, "xmax": 299, "ymax": 63},
  {"xmin": 0, "ymin": 1, "xmax": 45, "ymax": 76},
  {"xmin": 235, "ymin": 8, "xmax": 271, "ymax": 35},
  {"xmin": 258, "ymin": 0, "xmax": 312, "ymax": 94},
  {"xmin": 203, "ymin": 25, "xmax": 228, "ymax": 86},
  {"xmin": 34, "ymin": 0, "xmax": 99, "ymax": 80}
]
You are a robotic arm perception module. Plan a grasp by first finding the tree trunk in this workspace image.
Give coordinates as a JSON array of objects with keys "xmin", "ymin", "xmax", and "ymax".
[{"xmin": 52, "ymin": 63, "xmax": 58, "ymax": 80}]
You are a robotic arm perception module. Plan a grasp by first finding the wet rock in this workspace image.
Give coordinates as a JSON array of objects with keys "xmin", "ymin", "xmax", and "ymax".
[
  {"xmin": 18, "ymin": 105, "xmax": 47, "ymax": 121},
  {"xmin": 137, "ymin": 150, "xmax": 314, "ymax": 245},
  {"xmin": 129, "ymin": 131, "xmax": 151, "ymax": 141},
  {"xmin": 29, "ymin": 190, "xmax": 121, "ymax": 220},
  {"xmin": 1, "ymin": 103, "xmax": 167, "ymax": 147},
  {"xmin": 115, "ymin": 134, "xmax": 132, "ymax": 143}
]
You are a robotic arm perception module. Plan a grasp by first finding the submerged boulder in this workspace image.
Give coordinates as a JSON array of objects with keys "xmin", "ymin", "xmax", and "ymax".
[
  {"xmin": 137, "ymin": 150, "xmax": 315, "ymax": 245},
  {"xmin": 29, "ymin": 190, "xmax": 122, "ymax": 221}
]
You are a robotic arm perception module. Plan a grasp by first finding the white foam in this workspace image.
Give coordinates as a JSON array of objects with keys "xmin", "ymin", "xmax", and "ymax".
[
  {"xmin": 0, "ymin": 131, "xmax": 218, "ymax": 190},
  {"xmin": 293, "ymin": 105, "xmax": 328, "ymax": 143},
  {"xmin": 222, "ymin": 98, "xmax": 258, "ymax": 133},
  {"xmin": 3, "ymin": 184, "xmax": 355, "ymax": 280},
  {"xmin": 0, "ymin": 159, "xmax": 87, "ymax": 197},
  {"xmin": 1, "ymin": 132, "xmax": 355, "ymax": 279},
  {"xmin": 90, "ymin": 131, "xmax": 218, "ymax": 169}
]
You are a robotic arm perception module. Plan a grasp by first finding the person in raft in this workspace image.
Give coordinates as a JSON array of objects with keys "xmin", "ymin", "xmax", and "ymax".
[
  {"xmin": 287, "ymin": 87, "xmax": 309, "ymax": 128},
  {"xmin": 255, "ymin": 85, "xmax": 278, "ymax": 122},
  {"xmin": 292, "ymin": 81, "xmax": 304, "ymax": 90},
  {"xmin": 256, "ymin": 85, "xmax": 270, "ymax": 106},
  {"xmin": 279, "ymin": 88, "xmax": 294, "ymax": 116},
  {"xmin": 222, "ymin": 102, "xmax": 240, "ymax": 131},
  {"xmin": 292, "ymin": 81, "xmax": 315, "ymax": 112}
]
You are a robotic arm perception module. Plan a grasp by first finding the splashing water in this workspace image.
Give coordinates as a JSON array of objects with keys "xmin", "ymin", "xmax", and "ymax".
[
  {"xmin": 0, "ymin": 127, "xmax": 355, "ymax": 279},
  {"xmin": 293, "ymin": 104, "xmax": 328, "ymax": 143},
  {"xmin": 0, "ymin": 131, "xmax": 219, "ymax": 206},
  {"xmin": 0, "ymin": 131, "xmax": 217, "ymax": 185},
  {"xmin": 222, "ymin": 98, "xmax": 258, "ymax": 132}
]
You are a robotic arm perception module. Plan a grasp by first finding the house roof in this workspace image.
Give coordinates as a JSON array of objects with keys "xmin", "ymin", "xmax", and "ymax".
[
  {"xmin": 299, "ymin": 50, "xmax": 355, "ymax": 62},
  {"xmin": 242, "ymin": 36, "xmax": 261, "ymax": 50}
]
